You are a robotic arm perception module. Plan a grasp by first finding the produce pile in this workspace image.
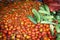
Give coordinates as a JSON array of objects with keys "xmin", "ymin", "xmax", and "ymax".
[{"xmin": 0, "ymin": 1, "xmax": 60, "ymax": 40}]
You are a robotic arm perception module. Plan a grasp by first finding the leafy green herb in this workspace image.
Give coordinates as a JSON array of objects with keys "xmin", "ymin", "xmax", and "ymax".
[
  {"xmin": 56, "ymin": 24, "xmax": 60, "ymax": 33},
  {"xmin": 39, "ymin": 4, "xmax": 50, "ymax": 15},
  {"xmin": 39, "ymin": 5, "xmax": 45, "ymax": 11},
  {"xmin": 41, "ymin": 21, "xmax": 56, "ymax": 25},
  {"xmin": 27, "ymin": 15, "xmax": 37, "ymax": 24},
  {"xmin": 32, "ymin": 9, "xmax": 40, "ymax": 23},
  {"xmin": 56, "ymin": 16, "xmax": 60, "ymax": 19},
  {"xmin": 52, "ymin": 11, "xmax": 56, "ymax": 14},
  {"xmin": 43, "ymin": 16, "xmax": 54, "ymax": 21},
  {"xmin": 57, "ymin": 34, "xmax": 60, "ymax": 38},
  {"xmin": 56, "ymin": 37, "xmax": 60, "ymax": 40},
  {"xmin": 38, "ymin": 10, "xmax": 49, "ymax": 15},
  {"xmin": 56, "ymin": 34, "xmax": 60, "ymax": 40},
  {"xmin": 50, "ymin": 24, "xmax": 55, "ymax": 35},
  {"xmin": 43, "ymin": 4, "xmax": 50, "ymax": 13},
  {"xmin": 58, "ymin": 20, "xmax": 60, "ymax": 23}
]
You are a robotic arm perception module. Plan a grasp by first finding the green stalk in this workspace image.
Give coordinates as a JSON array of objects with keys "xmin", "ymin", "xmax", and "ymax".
[
  {"xmin": 32, "ymin": 9, "xmax": 41, "ymax": 23},
  {"xmin": 43, "ymin": 4, "xmax": 50, "ymax": 13},
  {"xmin": 50, "ymin": 24, "xmax": 55, "ymax": 35},
  {"xmin": 27, "ymin": 15, "xmax": 37, "ymax": 24}
]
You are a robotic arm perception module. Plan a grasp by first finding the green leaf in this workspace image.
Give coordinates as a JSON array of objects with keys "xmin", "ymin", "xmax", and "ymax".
[
  {"xmin": 57, "ymin": 34, "xmax": 60, "ymax": 38},
  {"xmin": 56, "ymin": 34, "xmax": 60, "ymax": 40},
  {"xmin": 39, "ymin": 5, "xmax": 45, "ymax": 11},
  {"xmin": 50, "ymin": 24, "xmax": 55, "ymax": 35},
  {"xmin": 41, "ymin": 21, "xmax": 56, "ymax": 25},
  {"xmin": 39, "ymin": 13, "xmax": 53, "ymax": 22},
  {"xmin": 43, "ymin": 4, "xmax": 50, "ymax": 13},
  {"xmin": 48, "ymin": 19, "xmax": 53, "ymax": 22},
  {"xmin": 56, "ymin": 16, "xmax": 60, "ymax": 19},
  {"xmin": 38, "ymin": 10, "xmax": 50, "ymax": 15},
  {"xmin": 27, "ymin": 15, "xmax": 37, "ymax": 24},
  {"xmin": 56, "ymin": 37, "xmax": 60, "ymax": 40},
  {"xmin": 58, "ymin": 19, "xmax": 60, "ymax": 23},
  {"xmin": 42, "ymin": 16, "xmax": 54, "ymax": 21},
  {"xmin": 52, "ymin": 11, "xmax": 56, "ymax": 14},
  {"xmin": 43, "ymin": 18, "xmax": 48, "ymax": 21},
  {"xmin": 32, "ymin": 9, "xmax": 40, "ymax": 23},
  {"xmin": 39, "ymin": 4, "xmax": 50, "ymax": 15},
  {"xmin": 0, "ymin": 6, "xmax": 2, "ymax": 9},
  {"xmin": 56, "ymin": 24, "xmax": 60, "ymax": 33},
  {"xmin": 38, "ymin": 13, "xmax": 44, "ymax": 21},
  {"xmin": 43, "ymin": 16, "xmax": 54, "ymax": 19}
]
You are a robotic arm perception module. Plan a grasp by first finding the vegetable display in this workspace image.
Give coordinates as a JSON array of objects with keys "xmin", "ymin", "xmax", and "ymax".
[{"xmin": 0, "ymin": 0, "xmax": 60, "ymax": 40}]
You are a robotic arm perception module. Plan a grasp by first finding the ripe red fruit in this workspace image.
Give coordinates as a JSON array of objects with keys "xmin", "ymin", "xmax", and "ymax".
[{"xmin": 0, "ymin": 1, "xmax": 56, "ymax": 40}]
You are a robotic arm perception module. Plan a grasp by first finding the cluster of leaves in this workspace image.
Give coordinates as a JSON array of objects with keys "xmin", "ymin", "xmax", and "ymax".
[
  {"xmin": 28, "ymin": 4, "xmax": 55, "ymax": 24},
  {"xmin": 28, "ymin": 4, "xmax": 55, "ymax": 35},
  {"xmin": 55, "ymin": 11, "xmax": 60, "ymax": 40},
  {"xmin": 27, "ymin": 4, "xmax": 60, "ymax": 40},
  {"xmin": 51, "ymin": 10, "xmax": 60, "ymax": 40}
]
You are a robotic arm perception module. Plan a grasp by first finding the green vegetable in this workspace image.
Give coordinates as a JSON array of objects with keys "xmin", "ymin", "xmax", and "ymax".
[
  {"xmin": 57, "ymin": 34, "xmax": 60, "ymax": 38},
  {"xmin": 50, "ymin": 24, "xmax": 55, "ymax": 35},
  {"xmin": 52, "ymin": 11, "xmax": 56, "ymax": 14},
  {"xmin": 56, "ymin": 37, "xmax": 60, "ymax": 40},
  {"xmin": 43, "ymin": 4, "xmax": 50, "ymax": 13},
  {"xmin": 39, "ymin": 5, "xmax": 45, "ymax": 11},
  {"xmin": 38, "ymin": 10, "xmax": 49, "ymax": 15},
  {"xmin": 58, "ymin": 19, "xmax": 60, "ymax": 23},
  {"xmin": 32, "ymin": 9, "xmax": 40, "ymax": 23},
  {"xmin": 56, "ymin": 24, "xmax": 60, "ymax": 33},
  {"xmin": 27, "ymin": 15, "xmax": 37, "ymax": 24},
  {"xmin": 56, "ymin": 16, "xmax": 60, "ymax": 19},
  {"xmin": 56, "ymin": 34, "xmax": 60, "ymax": 40},
  {"xmin": 43, "ymin": 16, "xmax": 54, "ymax": 21},
  {"xmin": 39, "ymin": 4, "xmax": 50, "ymax": 15},
  {"xmin": 41, "ymin": 21, "xmax": 56, "ymax": 25}
]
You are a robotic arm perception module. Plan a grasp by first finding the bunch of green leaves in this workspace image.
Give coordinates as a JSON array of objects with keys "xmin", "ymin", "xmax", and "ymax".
[
  {"xmin": 38, "ymin": 4, "xmax": 55, "ymax": 35},
  {"xmin": 56, "ymin": 11, "xmax": 60, "ymax": 23},
  {"xmin": 27, "ymin": 8, "xmax": 41, "ymax": 24},
  {"xmin": 38, "ymin": 4, "xmax": 55, "ymax": 24},
  {"xmin": 54, "ymin": 10, "xmax": 60, "ymax": 40},
  {"xmin": 56, "ymin": 26, "xmax": 60, "ymax": 40},
  {"xmin": 27, "ymin": 4, "xmax": 56, "ymax": 35},
  {"xmin": 56, "ymin": 33, "xmax": 60, "ymax": 40},
  {"xmin": 27, "ymin": 4, "xmax": 60, "ymax": 40},
  {"xmin": 55, "ymin": 11, "xmax": 60, "ymax": 33},
  {"xmin": 27, "ymin": 4, "xmax": 55, "ymax": 24}
]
